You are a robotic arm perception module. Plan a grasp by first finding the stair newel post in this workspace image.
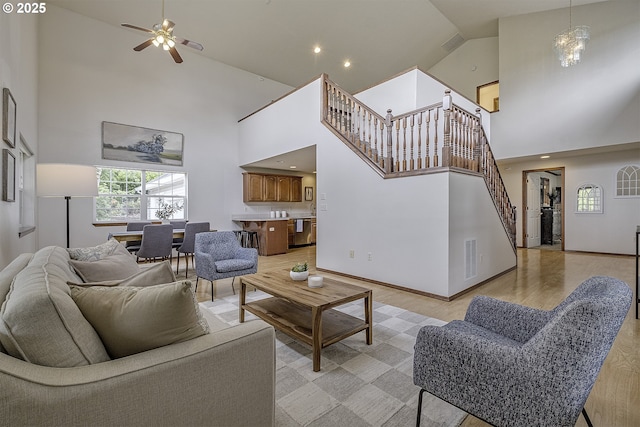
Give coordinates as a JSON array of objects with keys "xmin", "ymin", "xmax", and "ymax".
[
  {"xmin": 473, "ymin": 108, "xmax": 483, "ymax": 173},
  {"xmin": 385, "ymin": 109, "xmax": 394, "ymax": 174},
  {"xmin": 442, "ymin": 90, "xmax": 452, "ymax": 167}
]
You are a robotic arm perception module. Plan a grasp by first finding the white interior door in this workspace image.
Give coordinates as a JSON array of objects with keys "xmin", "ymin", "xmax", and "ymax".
[{"xmin": 526, "ymin": 174, "xmax": 541, "ymax": 247}]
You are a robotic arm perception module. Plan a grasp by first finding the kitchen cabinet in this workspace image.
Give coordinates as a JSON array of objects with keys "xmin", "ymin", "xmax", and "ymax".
[
  {"xmin": 263, "ymin": 175, "xmax": 277, "ymax": 202},
  {"xmin": 239, "ymin": 220, "xmax": 288, "ymax": 256},
  {"xmin": 242, "ymin": 173, "xmax": 302, "ymax": 203},
  {"xmin": 243, "ymin": 174, "xmax": 264, "ymax": 202},
  {"xmin": 287, "ymin": 219, "xmax": 295, "ymax": 247},
  {"xmin": 277, "ymin": 176, "xmax": 291, "ymax": 202},
  {"xmin": 291, "ymin": 177, "xmax": 302, "ymax": 202}
]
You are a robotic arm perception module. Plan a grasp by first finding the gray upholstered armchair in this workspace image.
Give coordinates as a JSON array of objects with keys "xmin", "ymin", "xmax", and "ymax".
[
  {"xmin": 194, "ymin": 231, "xmax": 258, "ymax": 300},
  {"xmin": 413, "ymin": 276, "xmax": 632, "ymax": 427}
]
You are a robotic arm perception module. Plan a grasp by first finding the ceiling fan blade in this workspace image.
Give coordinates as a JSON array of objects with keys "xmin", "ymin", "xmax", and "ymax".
[
  {"xmin": 121, "ymin": 23, "xmax": 155, "ymax": 34},
  {"xmin": 175, "ymin": 37, "xmax": 204, "ymax": 51},
  {"xmin": 169, "ymin": 47, "xmax": 183, "ymax": 63},
  {"xmin": 133, "ymin": 39, "xmax": 154, "ymax": 52},
  {"xmin": 162, "ymin": 19, "xmax": 175, "ymax": 33}
]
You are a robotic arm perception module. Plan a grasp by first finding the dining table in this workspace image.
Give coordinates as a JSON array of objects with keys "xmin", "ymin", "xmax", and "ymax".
[{"xmin": 108, "ymin": 229, "xmax": 185, "ymax": 243}]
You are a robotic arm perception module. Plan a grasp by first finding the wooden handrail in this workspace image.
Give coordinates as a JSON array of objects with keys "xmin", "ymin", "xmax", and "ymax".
[{"xmin": 320, "ymin": 74, "xmax": 516, "ymax": 251}]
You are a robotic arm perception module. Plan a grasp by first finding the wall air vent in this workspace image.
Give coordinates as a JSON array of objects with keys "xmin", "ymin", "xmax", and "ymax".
[
  {"xmin": 442, "ymin": 33, "xmax": 465, "ymax": 53},
  {"xmin": 465, "ymin": 239, "xmax": 477, "ymax": 280}
]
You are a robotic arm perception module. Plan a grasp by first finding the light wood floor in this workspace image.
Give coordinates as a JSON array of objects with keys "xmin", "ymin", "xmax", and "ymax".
[{"xmin": 188, "ymin": 246, "xmax": 639, "ymax": 427}]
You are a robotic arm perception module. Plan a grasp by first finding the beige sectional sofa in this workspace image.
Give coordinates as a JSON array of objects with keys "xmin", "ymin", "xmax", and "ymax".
[{"xmin": 0, "ymin": 245, "xmax": 275, "ymax": 426}]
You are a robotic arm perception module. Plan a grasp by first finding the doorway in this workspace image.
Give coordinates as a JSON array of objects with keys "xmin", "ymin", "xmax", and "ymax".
[{"xmin": 522, "ymin": 168, "xmax": 565, "ymax": 250}]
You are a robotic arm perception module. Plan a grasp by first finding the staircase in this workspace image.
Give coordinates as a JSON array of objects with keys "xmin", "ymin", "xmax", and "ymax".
[{"xmin": 320, "ymin": 74, "xmax": 516, "ymax": 252}]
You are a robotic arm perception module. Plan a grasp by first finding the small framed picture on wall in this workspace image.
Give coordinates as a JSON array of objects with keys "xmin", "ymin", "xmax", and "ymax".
[
  {"xmin": 2, "ymin": 149, "xmax": 15, "ymax": 202},
  {"xmin": 305, "ymin": 186, "xmax": 313, "ymax": 201},
  {"xmin": 3, "ymin": 88, "xmax": 16, "ymax": 148}
]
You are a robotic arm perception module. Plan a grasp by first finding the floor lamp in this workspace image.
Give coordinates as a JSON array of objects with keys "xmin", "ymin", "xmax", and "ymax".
[{"xmin": 37, "ymin": 164, "xmax": 98, "ymax": 248}]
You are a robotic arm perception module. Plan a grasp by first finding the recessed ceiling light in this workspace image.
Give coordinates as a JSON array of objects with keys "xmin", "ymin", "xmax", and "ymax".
[
  {"xmin": 540, "ymin": 155, "xmax": 550, "ymax": 159},
  {"xmin": 344, "ymin": 60, "xmax": 351, "ymax": 68},
  {"xmin": 289, "ymin": 166, "xmax": 297, "ymax": 169},
  {"xmin": 313, "ymin": 46, "xmax": 321, "ymax": 54}
]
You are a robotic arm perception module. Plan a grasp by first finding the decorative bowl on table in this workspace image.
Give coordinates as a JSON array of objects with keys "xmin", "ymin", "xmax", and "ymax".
[
  {"xmin": 290, "ymin": 270, "xmax": 309, "ymax": 281},
  {"xmin": 290, "ymin": 262, "xmax": 309, "ymax": 281}
]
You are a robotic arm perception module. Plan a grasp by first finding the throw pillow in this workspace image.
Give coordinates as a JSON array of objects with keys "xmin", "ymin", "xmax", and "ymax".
[
  {"xmin": 67, "ymin": 260, "xmax": 176, "ymax": 287},
  {"xmin": 0, "ymin": 246, "xmax": 111, "ymax": 367},
  {"xmin": 69, "ymin": 281, "xmax": 210, "ymax": 358},
  {"xmin": 67, "ymin": 238, "xmax": 122, "ymax": 261},
  {"xmin": 69, "ymin": 252, "xmax": 140, "ymax": 282}
]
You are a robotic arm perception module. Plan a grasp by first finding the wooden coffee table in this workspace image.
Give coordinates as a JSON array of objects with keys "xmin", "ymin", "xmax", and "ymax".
[{"xmin": 240, "ymin": 270, "xmax": 373, "ymax": 371}]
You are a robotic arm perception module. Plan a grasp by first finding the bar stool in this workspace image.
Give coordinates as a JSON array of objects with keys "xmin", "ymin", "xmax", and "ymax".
[{"xmin": 246, "ymin": 231, "xmax": 260, "ymax": 253}]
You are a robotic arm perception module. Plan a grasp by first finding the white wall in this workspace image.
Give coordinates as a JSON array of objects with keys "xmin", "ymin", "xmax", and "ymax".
[
  {"xmin": 448, "ymin": 173, "xmax": 517, "ymax": 296},
  {"xmin": 428, "ymin": 37, "xmax": 499, "ymax": 105},
  {"xmin": 37, "ymin": 6, "xmax": 292, "ymax": 249},
  {"xmin": 500, "ymin": 148, "xmax": 640, "ymax": 255},
  {"xmin": 239, "ymin": 73, "xmax": 515, "ymax": 297},
  {"xmin": 494, "ymin": 1, "xmax": 640, "ymax": 160},
  {"xmin": 0, "ymin": 12, "xmax": 39, "ymax": 268}
]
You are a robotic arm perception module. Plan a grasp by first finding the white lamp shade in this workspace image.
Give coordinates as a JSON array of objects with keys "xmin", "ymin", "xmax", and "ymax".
[{"xmin": 37, "ymin": 164, "xmax": 98, "ymax": 197}]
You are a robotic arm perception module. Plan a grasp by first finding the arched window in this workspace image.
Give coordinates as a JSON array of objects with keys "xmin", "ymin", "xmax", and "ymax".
[
  {"xmin": 576, "ymin": 184, "xmax": 603, "ymax": 213},
  {"xmin": 616, "ymin": 165, "xmax": 640, "ymax": 196}
]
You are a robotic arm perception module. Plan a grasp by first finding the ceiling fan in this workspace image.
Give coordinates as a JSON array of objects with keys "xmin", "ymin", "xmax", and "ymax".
[{"xmin": 121, "ymin": 0, "xmax": 203, "ymax": 63}]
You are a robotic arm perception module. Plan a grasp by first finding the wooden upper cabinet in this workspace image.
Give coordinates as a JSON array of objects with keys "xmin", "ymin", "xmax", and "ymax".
[
  {"xmin": 243, "ymin": 173, "xmax": 264, "ymax": 202},
  {"xmin": 291, "ymin": 177, "xmax": 302, "ymax": 202},
  {"xmin": 277, "ymin": 176, "xmax": 291, "ymax": 202},
  {"xmin": 263, "ymin": 175, "xmax": 278, "ymax": 201},
  {"xmin": 243, "ymin": 173, "xmax": 304, "ymax": 203}
]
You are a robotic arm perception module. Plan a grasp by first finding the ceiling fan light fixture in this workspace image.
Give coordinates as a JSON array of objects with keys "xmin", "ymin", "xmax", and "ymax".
[{"xmin": 121, "ymin": 0, "xmax": 203, "ymax": 64}]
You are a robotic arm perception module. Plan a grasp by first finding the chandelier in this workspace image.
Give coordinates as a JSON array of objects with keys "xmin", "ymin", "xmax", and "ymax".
[{"xmin": 553, "ymin": 0, "xmax": 590, "ymax": 67}]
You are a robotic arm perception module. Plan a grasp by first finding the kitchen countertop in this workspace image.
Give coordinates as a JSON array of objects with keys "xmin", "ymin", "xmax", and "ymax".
[{"xmin": 232, "ymin": 215, "xmax": 316, "ymax": 222}]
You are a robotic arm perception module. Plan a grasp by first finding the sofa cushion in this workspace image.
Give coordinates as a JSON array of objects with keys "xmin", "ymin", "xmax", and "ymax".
[
  {"xmin": 0, "ymin": 246, "xmax": 111, "ymax": 366},
  {"xmin": 70, "ymin": 281, "xmax": 210, "ymax": 358},
  {"xmin": 69, "ymin": 252, "xmax": 140, "ymax": 282},
  {"xmin": 67, "ymin": 237, "xmax": 122, "ymax": 261},
  {"xmin": 215, "ymin": 259, "xmax": 255, "ymax": 273},
  {"xmin": 68, "ymin": 260, "xmax": 176, "ymax": 288}
]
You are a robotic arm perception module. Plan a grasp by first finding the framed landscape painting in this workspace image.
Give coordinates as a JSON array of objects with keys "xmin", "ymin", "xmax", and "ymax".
[{"xmin": 102, "ymin": 121, "xmax": 184, "ymax": 166}]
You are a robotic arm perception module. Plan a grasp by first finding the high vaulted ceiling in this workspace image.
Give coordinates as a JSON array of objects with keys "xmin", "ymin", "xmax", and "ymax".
[{"xmin": 48, "ymin": 0, "xmax": 606, "ymax": 94}]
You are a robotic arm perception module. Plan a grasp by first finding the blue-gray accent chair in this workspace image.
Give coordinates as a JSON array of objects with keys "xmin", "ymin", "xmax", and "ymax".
[
  {"xmin": 176, "ymin": 221, "xmax": 210, "ymax": 277},
  {"xmin": 135, "ymin": 224, "xmax": 174, "ymax": 263},
  {"xmin": 413, "ymin": 276, "xmax": 632, "ymax": 427},
  {"xmin": 194, "ymin": 231, "xmax": 258, "ymax": 301}
]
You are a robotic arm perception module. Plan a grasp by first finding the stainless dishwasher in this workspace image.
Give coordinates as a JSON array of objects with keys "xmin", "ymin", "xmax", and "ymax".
[{"xmin": 293, "ymin": 219, "xmax": 312, "ymax": 246}]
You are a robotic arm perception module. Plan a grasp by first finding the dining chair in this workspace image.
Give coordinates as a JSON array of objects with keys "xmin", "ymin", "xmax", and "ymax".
[
  {"xmin": 170, "ymin": 220, "xmax": 188, "ymax": 249},
  {"xmin": 124, "ymin": 221, "xmax": 151, "ymax": 253},
  {"xmin": 135, "ymin": 224, "xmax": 174, "ymax": 263},
  {"xmin": 175, "ymin": 221, "xmax": 210, "ymax": 277}
]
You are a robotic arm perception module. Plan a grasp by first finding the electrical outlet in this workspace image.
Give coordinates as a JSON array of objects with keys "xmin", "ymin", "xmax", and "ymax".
[
  {"xmin": 368, "ymin": 252, "xmax": 372, "ymax": 261},
  {"xmin": 349, "ymin": 250, "xmax": 355, "ymax": 258}
]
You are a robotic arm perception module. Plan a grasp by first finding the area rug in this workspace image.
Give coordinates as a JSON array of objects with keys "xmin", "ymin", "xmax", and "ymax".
[{"xmin": 201, "ymin": 292, "xmax": 467, "ymax": 427}]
